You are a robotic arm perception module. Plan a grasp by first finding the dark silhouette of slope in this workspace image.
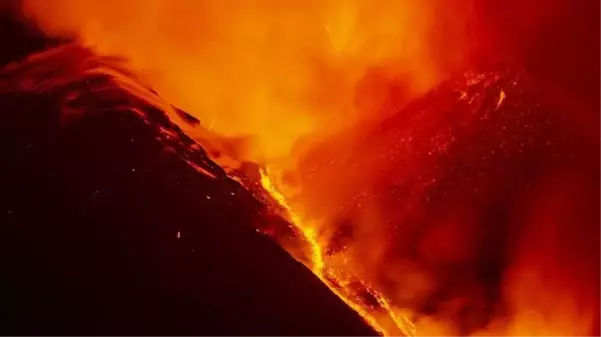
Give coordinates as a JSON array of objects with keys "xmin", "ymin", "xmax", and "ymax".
[{"xmin": 0, "ymin": 43, "xmax": 376, "ymax": 336}]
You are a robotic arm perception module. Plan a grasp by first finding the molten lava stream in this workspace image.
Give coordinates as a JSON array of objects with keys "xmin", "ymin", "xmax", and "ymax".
[{"xmin": 259, "ymin": 168, "xmax": 415, "ymax": 336}]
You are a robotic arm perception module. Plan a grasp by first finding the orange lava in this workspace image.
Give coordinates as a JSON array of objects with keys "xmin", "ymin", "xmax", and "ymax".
[
  {"xmin": 18, "ymin": 0, "xmax": 599, "ymax": 335},
  {"xmin": 18, "ymin": 2, "xmax": 473, "ymax": 331},
  {"xmin": 260, "ymin": 167, "xmax": 414, "ymax": 336}
]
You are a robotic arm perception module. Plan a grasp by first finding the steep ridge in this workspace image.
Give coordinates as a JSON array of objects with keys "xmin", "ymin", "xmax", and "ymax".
[{"xmin": 0, "ymin": 43, "xmax": 377, "ymax": 336}]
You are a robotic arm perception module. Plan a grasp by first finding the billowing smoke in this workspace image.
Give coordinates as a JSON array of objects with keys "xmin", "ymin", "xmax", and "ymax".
[
  {"xmin": 16, "ymin": 0, "xmax": 599, "ymax": 335},
  {"xmin": 20, "ymin": 0, "xmax": 474, "ymax": 165}
]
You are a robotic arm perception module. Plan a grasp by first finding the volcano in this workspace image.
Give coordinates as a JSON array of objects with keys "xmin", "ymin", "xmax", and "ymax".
[
  {"xmin": 0, "ymin": 41, "xmax": 378, "ymax": 335},
  {"xmin": 287, "ymin": 66, "xmax": 599, "ymax": 335},
  {"xmin": 0, "ymin": 5, "xmax": 599, "ymax": 336}
]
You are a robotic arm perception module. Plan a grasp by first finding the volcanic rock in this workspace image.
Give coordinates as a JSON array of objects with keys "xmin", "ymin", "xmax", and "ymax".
[
  {"xmin": 295, "ymin": 66, "xmax": 599, "ymax": 335},
  {"xmin": 0, "ymin": 41, "xmax": 376, "ymax": 335}
]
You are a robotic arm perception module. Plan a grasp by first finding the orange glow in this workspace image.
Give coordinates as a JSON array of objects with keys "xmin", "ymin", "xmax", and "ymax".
[
  {"xmin": 21, "ymin": 0, "xmax": 471, "ymax": 166},
  {"xmin": 17, "ymin": 1, "xmax": 473, "ymax": 329},
  {"xmin": 491, "ymin": 170, "xmax": 599, "ymax": 337},
  {"xmin": 19, "ymin": 0, "xmax": 599, "ymax": 336},
  {"xmin": 259, "ymin": 167, "xmax": 414, "ymax": 336}
]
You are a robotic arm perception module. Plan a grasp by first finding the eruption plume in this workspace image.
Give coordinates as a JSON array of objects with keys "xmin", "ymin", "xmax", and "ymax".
[
  {"xmin": 21, "ymin": 0, "xmax": 473, "ymax": 165},
  {"xmin": 15, "ymin": 0, "xmax": 600, "ymax": 335}
]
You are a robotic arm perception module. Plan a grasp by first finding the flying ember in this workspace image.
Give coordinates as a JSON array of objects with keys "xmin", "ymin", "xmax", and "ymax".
[{"xmin": 19, "ymin": 0, "xmax": 600, "ymax": 335}]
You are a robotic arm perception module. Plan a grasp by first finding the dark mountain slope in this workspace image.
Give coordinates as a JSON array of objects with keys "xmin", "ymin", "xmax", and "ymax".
[{"xmin": 0, "ymin": 44, "xmax": 376, "ymax": 336}]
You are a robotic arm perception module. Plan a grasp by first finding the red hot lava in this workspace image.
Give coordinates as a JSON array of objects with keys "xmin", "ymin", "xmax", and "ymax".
[{"xmin": 16, "ymin": 0, "xmax": 600, "ymax": 335}]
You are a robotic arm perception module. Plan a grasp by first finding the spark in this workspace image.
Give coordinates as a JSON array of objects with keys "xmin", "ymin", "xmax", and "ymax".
[
  {"xmin": 207, "ymin": 115, "xmax": 217, "ymax": 131},
  {"xmin": 495, "ymin": 89, "xmax": 506, "ymax": 110}
]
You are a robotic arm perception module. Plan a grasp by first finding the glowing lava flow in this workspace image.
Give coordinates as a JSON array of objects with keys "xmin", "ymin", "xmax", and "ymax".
[
  {"xmin": 259, "ymin": 167, "xmax": 415, "ymax": 336},
  {"xmin": 259, "ymin": 167, "xmax": 325, "ymax": 272}
]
